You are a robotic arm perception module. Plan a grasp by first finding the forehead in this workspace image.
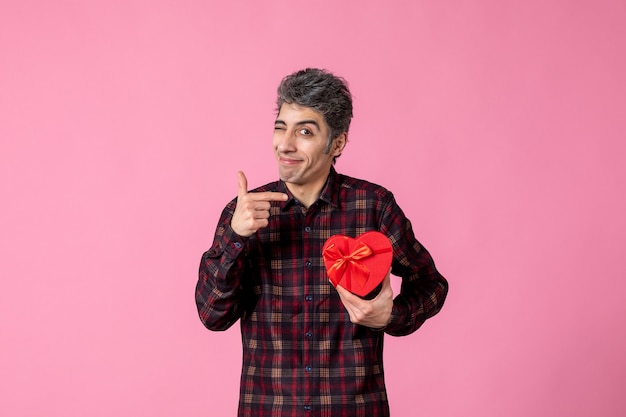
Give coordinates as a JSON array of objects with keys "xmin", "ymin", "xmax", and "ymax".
[{"xmin": 276, "ymin": 103, "xmax": 327, "ymax": 128}]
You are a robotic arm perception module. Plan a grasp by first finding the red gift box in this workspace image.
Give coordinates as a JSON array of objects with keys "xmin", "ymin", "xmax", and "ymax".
[{"xmin": 322, "ymin": 231, "xmax": 393, "ymax": 297}]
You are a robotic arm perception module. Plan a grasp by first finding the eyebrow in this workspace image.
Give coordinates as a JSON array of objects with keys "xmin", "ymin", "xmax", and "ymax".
[{"xmin": 274, "ymin": 119, "xmax": 321, "ymax": 130}]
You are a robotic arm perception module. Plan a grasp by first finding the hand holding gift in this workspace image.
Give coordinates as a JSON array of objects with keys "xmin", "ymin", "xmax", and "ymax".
[{"xmin": 323, "ymin": 231, "xmax": 394, "ymax": 328}]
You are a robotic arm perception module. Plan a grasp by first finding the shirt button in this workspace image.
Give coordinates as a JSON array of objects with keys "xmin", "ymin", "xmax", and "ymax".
[
  {"xmin": 305, "ymin": 365, "xmax": 312, "ymax": 372},
  {"xmin": 305, "ymin": 295, "xmax": 313, "ymax": 302},
  {"xmin": 304, "ymin": 405, "xmax": 311, "ymax": 412},
  {"xmin": 305, "ymin": 260, "xmax": 312, "ymax": 267},
  {"xmin": 305, "ymin": 332, "xmax": 312, "ymax": 339},
  {"xmin": 233, "ymin": 242, "xmax": 242, "ymax": 249},
  {"xmin": 304, "ymin": 226, "xmax": 311, "ymax": 233}
]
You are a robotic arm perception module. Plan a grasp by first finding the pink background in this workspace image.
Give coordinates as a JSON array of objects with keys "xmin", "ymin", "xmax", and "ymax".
[{"xmin": 1, "ymin": 1, "xmax": 625, "ymax": 416}]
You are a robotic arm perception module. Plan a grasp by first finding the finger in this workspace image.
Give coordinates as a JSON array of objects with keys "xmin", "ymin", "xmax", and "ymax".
[
  {"xmin": 335, "ymin": 284, "xmax": 358, "ymax": 305},
  {"xmin": 237, "ymin": 171, "xmax": 248, "ymax": 198},
  {"xmin": 255, "ymin": 218, "xmax": 270, "ymax": 229},
  {"xmin": 335, "ymin": 285, "xmax": 360, "ymax": 322},
  {"xmin": 248, "ymin": 191, "xmax": 289, "ymax": 202},
  {"xmin": 253, "ymin": 210, "xmax": 270, "ymax": 220},
  {"xmin": 381, "ymin": 271, "xmax": 391, "ymax": 288},
  {"xmin": 371, "ymin": 272, "xmax": 393, "ymax": 302},
  {"xmin": 251, "ymin": 201, "xmax": 271, "ymax": 211}
]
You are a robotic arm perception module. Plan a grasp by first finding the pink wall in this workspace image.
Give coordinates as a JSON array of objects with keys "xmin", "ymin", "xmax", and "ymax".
[{"xmin": 1, "ymin": 1, "xmax": 625, "ymax": 416}]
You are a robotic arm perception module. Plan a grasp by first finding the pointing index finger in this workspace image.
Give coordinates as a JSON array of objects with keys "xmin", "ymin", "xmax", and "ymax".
[
  {"xmin": 249, "ymin": 191, "xmax": 289, "ymax": 202},
  {"xmin": 237, "ymin": 170, "xmax": 288, "ymax": 202}
]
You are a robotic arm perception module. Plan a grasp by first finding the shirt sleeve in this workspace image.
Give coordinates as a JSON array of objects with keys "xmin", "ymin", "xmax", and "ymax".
[
  {"xmin": 378, "ymin": 193, "xmax": 449, "ymax": 336},
  {"xmin": 195, "ymin": 199, "xmax": 252, "ymax": 331}
]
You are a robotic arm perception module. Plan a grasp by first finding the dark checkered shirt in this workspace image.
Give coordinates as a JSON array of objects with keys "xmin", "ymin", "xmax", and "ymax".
[{"xmin": 196, "ymin": 168, "xmax": 448, "ymax": 417}]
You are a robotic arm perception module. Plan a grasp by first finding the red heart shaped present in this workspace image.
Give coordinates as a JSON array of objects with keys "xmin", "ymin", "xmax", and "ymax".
[{"xmin": 322, "ymin": 231, "xmax": 393, "ymax": 297}]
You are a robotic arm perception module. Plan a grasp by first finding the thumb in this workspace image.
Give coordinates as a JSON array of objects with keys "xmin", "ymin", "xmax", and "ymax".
[
  {"xmin": 382, "ymin": 269, "xmax": 391, "ymax": 286},
  {"xmin": 237, "ymin": 171, "xmax": 248, "ymax": 198},
  {"xmin": 378, "ymin": 269, "xmax": 394, "ymax": 297},
  {"xmin": 334, "ymin": 283, "xmax": 356, "ymax": 302}
]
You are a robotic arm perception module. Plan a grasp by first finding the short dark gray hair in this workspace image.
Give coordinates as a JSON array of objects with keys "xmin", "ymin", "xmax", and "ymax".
[{"xmin": 276, "ymin": 68, "xmax": 353, "ymax": 157}]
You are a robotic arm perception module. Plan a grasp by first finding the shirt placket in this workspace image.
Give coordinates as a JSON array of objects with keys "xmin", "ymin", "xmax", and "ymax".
[{"xmin": 301, "ymin": 206, "xmax": 319, "ymax": 414}]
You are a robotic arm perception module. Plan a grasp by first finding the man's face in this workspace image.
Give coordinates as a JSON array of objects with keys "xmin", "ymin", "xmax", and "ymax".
[{"xmin": 273, "ymin": 103, "xmax": 345, "ymax": 191}]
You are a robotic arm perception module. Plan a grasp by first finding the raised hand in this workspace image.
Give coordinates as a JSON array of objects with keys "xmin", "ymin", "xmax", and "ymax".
[{"xmin": 230, "ymin": 171, "xmax": 288, "ymax": 237}]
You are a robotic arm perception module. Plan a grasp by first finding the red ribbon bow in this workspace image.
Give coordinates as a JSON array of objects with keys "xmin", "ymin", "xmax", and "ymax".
[
  {"xmin": 323, "ymin": 241, "xmax": 374, "ymax": 292},
  {"xmin": 323, "ymin": 232, "xmax": 393, "ymax": 296}
]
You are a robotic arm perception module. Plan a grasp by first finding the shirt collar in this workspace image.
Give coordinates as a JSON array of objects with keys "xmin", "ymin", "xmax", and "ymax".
[
  {"xmin": 279, "ymin": 167, "xmax": 340, "ymax": 211},
  {"xmin": 318, "ymin": 166, "xmax": 340, "ymax": 208}
]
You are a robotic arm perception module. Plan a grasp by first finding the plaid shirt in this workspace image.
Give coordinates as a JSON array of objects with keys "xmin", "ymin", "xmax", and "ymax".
[{"xmin": 196, "ymin": 168, "xmax": 448, "ymax": 417}]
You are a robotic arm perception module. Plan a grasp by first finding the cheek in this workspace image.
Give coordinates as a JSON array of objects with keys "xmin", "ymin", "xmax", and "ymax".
[{"xmin": 301, "ymin": 140, "xmax": 327, "ymax": 159}]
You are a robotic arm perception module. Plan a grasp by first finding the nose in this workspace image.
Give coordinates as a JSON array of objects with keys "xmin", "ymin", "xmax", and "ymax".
[{"xmin": 276, "ymin": 129, "xmax": 297, "ymax": 153}]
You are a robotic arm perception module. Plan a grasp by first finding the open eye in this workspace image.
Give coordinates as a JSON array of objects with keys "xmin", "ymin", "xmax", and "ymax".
[{"xmin": 298, "ymin": 128, "xmax": 313, "ymax": 136}]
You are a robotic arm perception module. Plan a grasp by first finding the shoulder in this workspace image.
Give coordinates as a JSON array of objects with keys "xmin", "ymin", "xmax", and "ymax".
[{"xmin": 336, "ymin": 172, "xmax": 394, "ymax": 200}]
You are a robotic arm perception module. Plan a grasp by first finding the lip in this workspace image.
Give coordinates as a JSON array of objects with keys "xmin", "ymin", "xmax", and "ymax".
[{"xmin": 278, "ymin": 156, "xmax": 302, "ymax": 165}]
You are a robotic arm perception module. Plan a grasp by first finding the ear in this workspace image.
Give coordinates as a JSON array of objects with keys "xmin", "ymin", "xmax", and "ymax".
[{"xmin": 331, "ymin": 132, "xmax": 348, "ymax": 157}]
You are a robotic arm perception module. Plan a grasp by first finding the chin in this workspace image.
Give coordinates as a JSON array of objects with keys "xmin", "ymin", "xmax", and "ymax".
[
  {"xmin": 280, "ymin": 176, "xmax": 300, "ymax": 184},
  {"xmin": 280, "ymin": 174, "xmax": 304, "ymax": 186},
  {"xmin": 278, "ymin": 168, "xmax": 298, "ymax": 181}
]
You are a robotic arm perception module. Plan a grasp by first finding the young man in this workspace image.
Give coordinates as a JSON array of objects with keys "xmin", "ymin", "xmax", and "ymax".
[{"xmin": 196, "ymin": 68, "xmax": 448, "ymax": 417}]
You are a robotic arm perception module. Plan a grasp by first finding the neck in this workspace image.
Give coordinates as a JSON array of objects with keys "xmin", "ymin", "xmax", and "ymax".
[
  {"xmin": 285, "ymin": 172, "xmax": 330, "ymax": 209},
  {"xmin": 286, "ymin": 182, "xmax": 322, "ymax": 209}
]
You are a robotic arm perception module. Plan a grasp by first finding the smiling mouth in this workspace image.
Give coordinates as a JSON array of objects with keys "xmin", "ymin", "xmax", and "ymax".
[{"xmin": 279, "ymin": 156, "xmax": 301, "ymax": 165}]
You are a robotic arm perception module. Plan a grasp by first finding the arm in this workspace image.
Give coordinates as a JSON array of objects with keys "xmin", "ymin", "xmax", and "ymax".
[
  {"xmin": 333, "ymin": 193, "xmax": 448, "ymax": 333},
  {"xmin": 380, "ymin": 194, "xmax": 448, "ymax": 336},
  {"xmin": 195, "ymin": 171, "xmax": 288, "ymax": 331},
  {"xmin": 196, "ymin": 201, "xmax": 250, "ymax": 331}
]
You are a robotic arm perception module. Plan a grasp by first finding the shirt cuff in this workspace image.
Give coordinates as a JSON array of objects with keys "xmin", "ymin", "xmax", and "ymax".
[
  {"xmin": 221, "ymin": 224, "xmax": 248, "ymax": 258},
  {"xmin": 380, "ymin": 298, "xmax": 409, "ymax": 333}
]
